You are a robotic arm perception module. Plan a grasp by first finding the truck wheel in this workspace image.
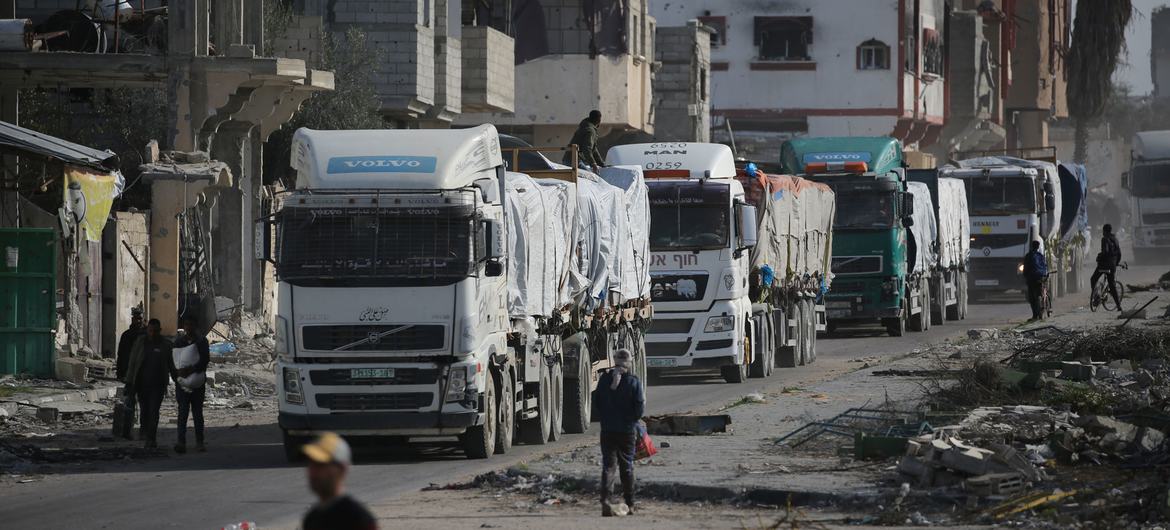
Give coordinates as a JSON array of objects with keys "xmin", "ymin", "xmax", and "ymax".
[
  {"xmin": 796, "ymin": 301, "xmax": 809, "ymax": 366},
  {"xmin": 931, "ymin": 278, "xmax": 945, "ymax": 326},
  {"xmin": 283, "ymin": 430, "xmax": 307, "ymax": 463},
  {"xmin": 923, "ymin": 282, "xmax": 932, "ymax": 331},
  {"xmin": 884, "ymin": 303, "xmax": 906, "ymax": 337},
  {"xmin": 548, "ymin": 362, "xmax": 564, "ymax": 442},
  {"xmin": 520, "ymin": 362, "xmax": 552, "ymax": 445},
  {"xmin": 562, "ymin": 344, "xmax": 591, "ymax": 434},
  {"xmin": 494, "ymin": 371, "xmax": 514, "ymax": 454},
  {"xmin": 764, "ymin": 315, "xmax": 775, "ymax": 377},
  {"xmin": 946, "ymin": 274, "xmax": 962, "ymax": 321},
  {"xmin": 959, "ymin": 272, "xmax": 969, "ymax": 319},
  {"xmin": 461, "ymin": 369, "xmax": 496, "ymax": 459},
  {"xmin": 806, "ymin": 300, "xmax": 818, "ymax": 363},
  {"xmin": 749, "ymin": 318, "xmax": 768, "ymax": 378},
  {"xmin": 909, "ymin": 283, "xmax": 927, "ymax": 332},
  {"xmin": 721, "ymin": 362, "xmax": 747, "ymax": 383}
]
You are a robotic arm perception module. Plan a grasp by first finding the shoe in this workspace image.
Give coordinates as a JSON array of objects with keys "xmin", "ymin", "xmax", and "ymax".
[
  {"xmin": 625, "ymin": 501, "xmax": 637, "ymax": 515},
  {"xmin": 602, "ymin": 502, "xmax": 615, "ymax": 517},
  {"xmin": 195, "ymin": 442, "xmax": 206, "ymax": 453},
  {"xmin": 173, "ymin": 443, "xmax": 187, "ymax": 454}
]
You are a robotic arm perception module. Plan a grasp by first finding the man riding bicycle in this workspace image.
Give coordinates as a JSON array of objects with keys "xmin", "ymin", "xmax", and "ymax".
[
  {"xmin": 1091, "ymin": 224, "xmax": 1123, "ymax": 311},
  {"xmin": 1023, "ymin": 240, "xmax": 1048, "ymax": 322}
]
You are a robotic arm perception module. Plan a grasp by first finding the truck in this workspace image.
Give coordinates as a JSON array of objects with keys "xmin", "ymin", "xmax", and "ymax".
[
  {"xmin": 606, "ymin": 142, "xmax": 832, "ymax": 383},
  {"xmin": 271, "ymin": 125, "xmax": 652, "ymax": 460},
  {"xmin": 1126, "ymin": 131, "xmax": 1170, "ymax": 263},
  {"xmin": 907, "ymin": 170, "xmax": 972, "ymax": 322},
  {"xmin": 941, "ymin": 155, "xmax": 1062, "ymax": 296},
  {"xmin": 780, "ymin": 137, "xmax": 926, "ymax": 337},
  {"xmin": 1054, "ymin": 163, "xmax": 1091, "ymax": 295}
]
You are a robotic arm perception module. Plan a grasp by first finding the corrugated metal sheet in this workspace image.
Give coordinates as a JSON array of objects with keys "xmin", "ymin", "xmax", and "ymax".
[{"xmin": 0, "ymin": 120, "xmax": 117, "ymax": 171}]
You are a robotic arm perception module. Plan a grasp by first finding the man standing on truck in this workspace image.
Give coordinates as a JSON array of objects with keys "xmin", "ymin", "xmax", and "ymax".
[
  {"xmin": 596, "ymin": 348, "xmax": 645, "ymax": 516},
  {"xmin": 1091, "ymin": 224, "xmax": 1124, "ymax": 310},
  {"xmin": 565, "ymin": 110, "xmax": 606, "ymax": 169},
  {"xmin": 1022, "ymin": 241, "xmax": 1049, "ymax": 321}
]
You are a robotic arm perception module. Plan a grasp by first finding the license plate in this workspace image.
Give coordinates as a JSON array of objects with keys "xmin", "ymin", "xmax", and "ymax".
[
  {"xmin": 827, "ymin": 309, "xmax": 851, "ymax": 319},
  {"xmin": 975, "ymin": 279, "xmax": 1000, "ymax": 287},
  {"xmin": 351, "ymin": 368, "xmax": 395, "ymax": 380},
  {"xmin": 827, "ymin": 301, "xmax": 852, "ymax": 309},
  {"xmin": 646, "ymin": 358, "xmax": 677, "ymax": 368}
]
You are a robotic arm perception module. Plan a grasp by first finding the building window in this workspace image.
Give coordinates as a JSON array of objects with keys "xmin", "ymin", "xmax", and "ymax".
[
  {"xmin": 754, "ymin": 16, "xmax": 813, "ymax": 61},
  {"xmin": 923, "ymin": 28, "xmax": 943, "ymax": 76},
  {"xmin": 857, "ymin": 39, "xmax": 890, "ymax": 70},
  {"xmin": 698, "ymin": 16, "xmax": 727, "ymax": 47},
  {"xmin": 700, "ymin": 67, "xmax": 708, "ymax": 100}
]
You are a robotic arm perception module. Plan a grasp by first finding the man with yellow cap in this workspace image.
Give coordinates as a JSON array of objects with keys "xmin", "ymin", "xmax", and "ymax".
[{"xmin": 301, "ymin": 432, "xmax": 378, "ymax": 530}]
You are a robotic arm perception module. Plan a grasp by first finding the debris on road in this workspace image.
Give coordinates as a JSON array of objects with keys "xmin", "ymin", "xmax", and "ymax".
[{"xmin": 644, "ymin": 414, "xmax": 732, "ymax": 435}]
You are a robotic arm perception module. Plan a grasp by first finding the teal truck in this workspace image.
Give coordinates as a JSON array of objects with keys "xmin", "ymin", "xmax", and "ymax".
[{"xmin": 781, "ymin": 137, "xmax": 926, "ymax": 336}]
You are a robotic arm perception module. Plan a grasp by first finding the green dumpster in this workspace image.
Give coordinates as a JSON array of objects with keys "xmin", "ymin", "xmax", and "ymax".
[{"xmin": 0, "ymin": 228, "xmax": 57, "ymax": 377}]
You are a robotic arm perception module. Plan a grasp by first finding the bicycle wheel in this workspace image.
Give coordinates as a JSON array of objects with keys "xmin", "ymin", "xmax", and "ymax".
[
  {"xmin": 1102, "ymin": 282, "xmax": 1124, "ymax": 312},
  {"xmin": 1089, "ymin": 284, "xmax": 1100, "ymax": 312}
]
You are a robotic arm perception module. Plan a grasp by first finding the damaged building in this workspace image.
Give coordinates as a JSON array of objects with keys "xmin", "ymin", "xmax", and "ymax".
[{"xmin": 0, "ymin": 0, "xmax": 333, "ymax": 379}]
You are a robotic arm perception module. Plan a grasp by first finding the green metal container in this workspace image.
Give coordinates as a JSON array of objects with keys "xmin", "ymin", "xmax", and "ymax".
[{"xmin": 0, "ymin": 228, "xmax": 57, "ymax": 377}]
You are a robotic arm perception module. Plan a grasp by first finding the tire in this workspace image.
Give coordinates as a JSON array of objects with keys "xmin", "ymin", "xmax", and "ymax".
[
  {"xmin": 806, "ymin": 300, "xmax": 818, "ymax": 363},
  {"xmin": 946, "ymin": 275, "xmax": 961, "ymax": 321},
  {"xmin": 796, "ymin": 301, "xmax": 808, "ymax": 366},
  {"xmin": 749, "ymin": 317, "xmax": 768, "ymax": 378},
  {"xmin": 931, "ymin": 278, "xmax": 946, "ymax": 325},
  {"xmin": 764, "ymin": 315, "xmax": 775, "ymax": 377},
  {"xmin": 461, "ymin": 369, "xmax": 496, "ymax": 459},
  {"xmin": 283, "ymin": 430, "xmax": 307, "ymax": 463},
  {"xmin": 884, "ymin": 303, "xmax": 906, "ymax": 337},
  {"xmin": 562, "ymin": 342, "xmax": 592, "ymax": 434},
  {"xmin": 923, "ymin": 281, "xmax": 932, "ymax": 331},
  {"xmin": 494, "ymin": 371, "xmax": 514, "ymax": 454},
  {"xmin": 959, "ymin": 272, "xmax": 969, "ymax": 319},
  {"xmin": 909, "ymin": 282, "xmax": 927, "ymax": 332},
  {"xmin": 548, "ymin": 362, "xmax": 564, "ymax": 442},
  {"xmin": 520, "ymin": 361, "xmax": 552, "ymax": 445},
  {"xmin": 778, "ymin": 305, "xmax": 797, "ymax": 368},
  {"xmin": 721, "ymin": 362, "xmax": 747, "ymax": 383}
]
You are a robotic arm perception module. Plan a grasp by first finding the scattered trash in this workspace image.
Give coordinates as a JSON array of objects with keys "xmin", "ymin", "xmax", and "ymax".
[
  {"xmin": 209, "ymin": 342, "xmax": 238, "ymax": 356},
  {"xmin": 645, "ymin": 414, "xmax": 731, "ymax": 435}
]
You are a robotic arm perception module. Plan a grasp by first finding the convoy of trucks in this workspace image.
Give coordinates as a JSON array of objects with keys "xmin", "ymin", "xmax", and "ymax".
[
  {"xmin": 272, "ymin": 125, "xmax": 652, "ymax": 460},
  {"xmin": 1128, "ymin": 131, "xmax": 1170, "ymax": 263},
  {"xmin": 267, "ymin": 124, "xmax": 1093, "ymax": 460},
  {"xmin": 606, "ymin": 143, "xmax": 833, "ymax": 382}
]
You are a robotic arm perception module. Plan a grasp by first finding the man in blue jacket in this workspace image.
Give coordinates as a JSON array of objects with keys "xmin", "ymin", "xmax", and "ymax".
[
  {"xmin": 595, "ymin": 348, "xmax": 645, "ymax": 516},
  {"xmin": 1022, "ymin": 240, "xmax": 1048, "ymax": 321}
]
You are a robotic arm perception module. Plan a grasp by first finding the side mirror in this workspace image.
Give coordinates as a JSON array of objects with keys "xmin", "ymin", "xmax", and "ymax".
[
  {"xmin": 485, "ymin": 261, "xmax": 503, "ymax": 277},
  {"xmin": 735, "ymin": 203, "xmax": 758, "ymax": 250},
  {"xmin": 1122, "ymin": 171, "xmax": 1130, "ymax": 190},
  {"xmin": 1044, "ymin": 192, "xmax": 1056, "ymax": 211},
  {"xmin": 901, "ymin": 191, "xmax": 915, "ymax": 218}
]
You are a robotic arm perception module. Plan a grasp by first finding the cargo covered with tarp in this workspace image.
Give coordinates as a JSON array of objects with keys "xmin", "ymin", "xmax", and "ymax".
[
  {"xmin": 597, "ymin": 165, "xmax": 651, "ymax": 304},
  {"xmin": 570, "ymin": 172, "xmax": 627, "ymax": 311},
  {"xmin": 936, "ymin": 178, "xmax": 971, "ymax": 270},
  {"xmin": 505, "ymin": 172, "xmax": 576, "ymax": 318},
  {"xmin": 736, "ymin": 171, "xmax": 836, "ymax": 286},
  {"xmin": 906, "ymin": 181, "xmax": 939, "ymax": 274}
]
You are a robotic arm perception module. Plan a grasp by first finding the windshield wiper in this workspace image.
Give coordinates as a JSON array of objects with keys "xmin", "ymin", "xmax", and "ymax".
[{"xmin": 334, "ymin": 325, "xmax": 412, "ymax": 351}]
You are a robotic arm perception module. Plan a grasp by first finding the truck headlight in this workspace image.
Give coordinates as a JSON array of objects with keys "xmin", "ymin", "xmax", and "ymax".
[
  {"xmin": 704, "ymin": 316, "xmax": 735, "ymax": 332},
  {"xmin": 275, "ymin": 315, "xmax": 291, "ymax": 361},
  {"xmin": 446, "ymin": 364, "xmax": 479, "ymax": 404},
  {"xmin": 282, "ymin": 367, "xmax": 303, "ymax": 405},
  {"xmin": 1017, "ymin": 263, "xmax": 1025, "ymax": 274}
]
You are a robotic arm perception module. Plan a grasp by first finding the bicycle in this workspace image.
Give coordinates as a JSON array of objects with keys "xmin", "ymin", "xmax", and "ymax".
[{"xmin": 1090, "ymin": 262, "xmax": 1128, "ymax": 312}]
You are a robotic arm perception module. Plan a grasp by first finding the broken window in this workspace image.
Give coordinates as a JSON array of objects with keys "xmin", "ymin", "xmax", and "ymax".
[
  {"xmin": 923, "ymin": 28, "xmax": 943, "ymax": 76},
  {"xmin": 857, "ymin": 39, "xmax": 890, "ymax": 70},
  {"xmin": 698, "ymin": 16, "xmax": 727, "ymax": 47},
  {"xmin": 754, "ymin": 16, "xmax": 812, "ymax": 61}
]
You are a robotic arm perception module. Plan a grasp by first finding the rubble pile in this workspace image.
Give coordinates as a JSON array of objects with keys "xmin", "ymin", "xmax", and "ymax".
[{"xmin": 426, "ymin": 469, "xmax": 581, "ymax": 507}]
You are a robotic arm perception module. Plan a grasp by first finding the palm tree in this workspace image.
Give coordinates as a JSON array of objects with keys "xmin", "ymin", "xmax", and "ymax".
[{"xmin": 1067, "ymin": 0, "xmax": 1133, "ymax": 163}]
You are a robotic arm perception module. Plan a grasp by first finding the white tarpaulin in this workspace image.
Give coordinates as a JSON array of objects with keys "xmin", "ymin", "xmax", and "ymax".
[
  {"xmin": 534, "ymin": 178, "xmax": 579, "ymax": 310},
  {"xmin": 505, "ymin": 172, "xmax": 576, "ymax": 318},
  {"xmin": 739, "ymin": 172, "xmax": 835, "ymax": 284},
  {"xmin": 597, "ymin": 165, "xmax": 651, "ymax": 302},
  {"xmin": 936, "ymin": 178, "xmax": 970, "ymax": 270},
  {"xmin": 572, "ymin": 172, "xmax": 623, "ymax": 310},
  {"xmin": 908, "ymin": 181, "xmax": 938, "ymax": 274}
]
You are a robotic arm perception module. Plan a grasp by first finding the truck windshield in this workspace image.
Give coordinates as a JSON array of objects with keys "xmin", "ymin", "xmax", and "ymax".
[
  {"xmin": 275, "ymin": 205, "xmax": 476, "ymax": 286},
  {"xmin": 834, "ymin": 191, "xmax": 896, "ymax": 229},
  {"xmin": 1131, "ymin": 164, "xmax": 1170, "ymax": 198},
  {"xmin": 964, "ymin": 177, "xmax": 1036, "ymax": 215},
  {"xmin": 648, "ymin": 181, "xmax": 730, "ymax": 251}
]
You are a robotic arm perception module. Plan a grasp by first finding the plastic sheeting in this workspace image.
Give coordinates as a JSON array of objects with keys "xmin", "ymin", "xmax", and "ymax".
[
  {"xmin": 572, "ymin": 172, "xmax": 625, "ymax": 310},
  {"xmin": 907, "ymin": 181, "xmax": 938, "ymax": 274},
  {"xmin": 737, "ymin": 171, "xmax": 836, "ymax": 283},
  {"xmin": 1057, "ymin": 163, "xmax": 1089, "ymax": 241},
  {"xmin": 597, "ymin": 166, "xmax": 651, "ymax": 303},
  {"xmin": 936, "ymin": 178, "xmax": 971, "ymax": 270},
  {"xmin": 505, "ymin": 171, "xmax": 575, "ymax": 318}
]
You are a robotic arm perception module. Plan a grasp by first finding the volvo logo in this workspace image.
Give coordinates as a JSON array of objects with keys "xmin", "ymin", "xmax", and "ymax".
[{"xmin": 367, "ymin": 331, "xmax": 382, "ymax": 345}]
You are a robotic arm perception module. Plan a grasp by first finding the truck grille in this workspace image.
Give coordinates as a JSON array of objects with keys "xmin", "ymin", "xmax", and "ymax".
[
  {"xmin": 831, "ymin": 256, "xmax": 882, "ymax": 275},
  {"xmin": 832, "ymin": 281, "xmax": 867, "ymax": 294},
  {"xmin": 970, "ymin": 233, "xmax": 1029, "ymax": 250},
  {"xmin": 302, "ymin": 324, "xmax": 445, "ymax": 352},
  {"xmin": 1144, "ymin": 213, "xmax": 1170, "ymax": 225},
  {"xmin": 650, "ymin": 274, "xmax": 709, "ymax": 302},
  {"xmin": 309, "ymin": 368, "xmax": 440, "ymax": 385},
  {"xmin": 648, "ymin": 319, "xmax": 694, "ymax": 334},
  {"xmin": 646, "ymin": 341, "xmax": 691, "ymax": 356},
  {"xmin": 315, "ymin": 392, "xmax": 434, "ymax": 411}
]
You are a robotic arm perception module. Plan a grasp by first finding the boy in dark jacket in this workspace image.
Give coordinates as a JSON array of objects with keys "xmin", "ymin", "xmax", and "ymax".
[
  {"xmin": 1022, "ymin": 241, "xmax": 1048, "ymax": 321},
  {"xmin": 172, "ymin": 315, "xmax": 210, "ymax": 453},
  {"xmin": 124, "ymin": 319, "xmax": 172, "ymax": 448},
  {"xmin": 594, "ymin": 348, "xmax": 645, "ymax": 515}
]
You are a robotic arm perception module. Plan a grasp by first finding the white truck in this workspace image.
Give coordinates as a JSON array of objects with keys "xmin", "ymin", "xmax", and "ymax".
[
  {"xmin": 271, "ymin": 125, "xmax": 651, "ymax": 460},
  {"xmin": 942, "ymin": 157, "xmax": 1060, "ymax": 295},
  {"xmin": 1127, "ymin": 131, "xmax": 1170, "ymax": 263},
  {"xmin": 907, "ymin": 170, "xmax": 972, "ymax": 322},
  {"xmin": 606, "ymin": 143, "xmax": 832, "ymax": 382}
]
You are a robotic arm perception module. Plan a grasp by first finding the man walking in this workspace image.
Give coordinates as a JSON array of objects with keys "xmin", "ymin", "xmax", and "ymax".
[
  {"xmin": 1022, "ymin": 240, "xmax": 1048, "ymax": 321},
  {"xmin": 1091, "ymin": 223, "xmax": 1124, "ymax": 311},
  {"xmin": 301, "ymin": 432, "xmax": 378, "ymax": 530},
  {"xmin": 564, "ymin": 110, "xmax": 606, "ymax": 169},
  {"xmin": 595, "ymin": 348, "xmax": 645, "ymax": 516},
  {"xmin": 172, "ymin": 315, "xmax": 210, "ymax": 453},
  {"xmin": 124, "ymin": 318, "xmax": 171, "ymax": 448},
  {"xmin": 114, "ymin": 307, "xmax": 144, "ymax": 439}
]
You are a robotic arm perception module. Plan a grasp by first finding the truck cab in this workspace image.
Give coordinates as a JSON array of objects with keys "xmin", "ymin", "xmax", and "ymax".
[
  {"xmin": 607, "ymin": 143, "xmax": 759, "ymax": 383},
  {"xmin": 781, "ymin": 137, "xmax": 921, "ymax": 336},
  {"xmin": 1128, "ymin": 131, "xmax": 1170, "ymax": 263}
]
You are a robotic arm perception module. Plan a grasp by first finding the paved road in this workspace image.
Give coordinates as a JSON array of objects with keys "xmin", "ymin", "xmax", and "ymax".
[{"xmin": 0, "ymin": 273, "xmax": 1148, "ymax": 529}]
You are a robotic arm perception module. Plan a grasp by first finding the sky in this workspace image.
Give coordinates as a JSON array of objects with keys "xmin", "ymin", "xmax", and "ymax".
[{"xmin": 1110, "ymin": 0, "xmax": 1165, "ymax": 95}]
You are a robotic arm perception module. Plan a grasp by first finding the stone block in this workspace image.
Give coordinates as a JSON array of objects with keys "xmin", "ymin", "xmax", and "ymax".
[
  {"xmin": 54, "ymin": 357, "xmax": 88, "ymax": 385},
  {"xmin": 1133, "ymin": 427, "xmax": 1166, "ymax": 452},
  {"xmin": 1060, "ymin": 361, "xmax": 1095, "ymax": 381},
  {"xmin": 939, "ymin": 446, "xmax": 996, "ymax": 475}
]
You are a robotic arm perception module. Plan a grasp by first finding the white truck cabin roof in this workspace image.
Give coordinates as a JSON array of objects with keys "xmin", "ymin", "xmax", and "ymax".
[
  {"xmin": 606, "ymin": 142, "xmax": 737, "ymax": 180},
  {"xmin": 291, "ymin": 124, "xmax": 503, "ymax": 190},
  {"xmin": 1134, "ymin": 131, "xmax": 1170, "ymax": 161},
  {"xmin": 941, "ymin": 166, "xmax": 1039, "ymax": 179}
]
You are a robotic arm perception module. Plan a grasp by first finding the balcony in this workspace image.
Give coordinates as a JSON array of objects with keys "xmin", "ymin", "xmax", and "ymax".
[{"xmin": 461, "ymin": 26, "xmax": 514, "ymax": 113}]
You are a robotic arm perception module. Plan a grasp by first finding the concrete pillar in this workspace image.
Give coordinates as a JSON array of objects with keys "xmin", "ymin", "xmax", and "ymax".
[
  {"xmin": 1012, "ymin": 110, "xmax": 1049, "ymax": 150},
  {"xmin": 214, "ymin": 0, "xmax": 245, "ymax": 51},
  {"xmin": 149, "ymin": 180, "xmax": 212, "ymax": 335},
  {"xmin": 243, "ymin": 0, "xmax": 264, "ymax": 53},
  {"xmin": 1, "ymin": 0, "xmax": 16, "ymax": 220},
  {"xmin": 209, "ymin": 121, "xmax": 255, "ymax": 306}
]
